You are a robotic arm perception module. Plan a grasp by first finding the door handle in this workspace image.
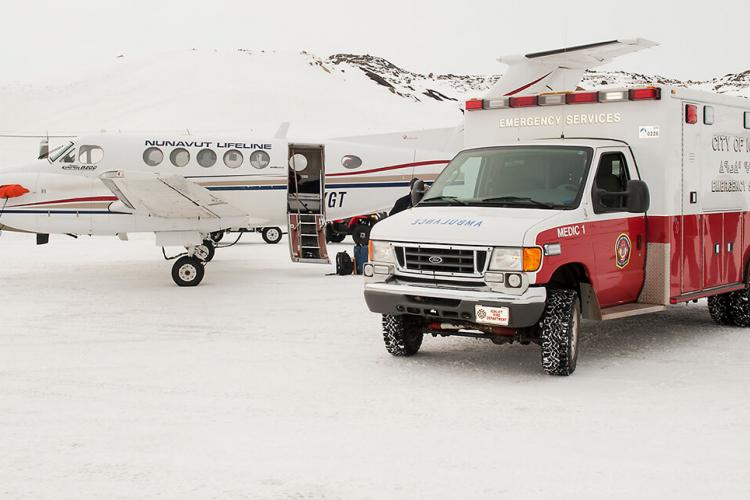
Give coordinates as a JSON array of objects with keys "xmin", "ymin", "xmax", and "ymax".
[
  {"xmin": 636, "ymin": 234, "xmax": 642, "ymax": 250},
  {"xmin": 714, "ymin": 243, "xmax": 721, "ymax": 255}
]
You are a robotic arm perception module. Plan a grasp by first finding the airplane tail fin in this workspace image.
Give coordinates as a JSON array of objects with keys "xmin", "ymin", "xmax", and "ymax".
[{"xmin": 487, "ymin": 38, "xmax": 659, "ymax": 98}]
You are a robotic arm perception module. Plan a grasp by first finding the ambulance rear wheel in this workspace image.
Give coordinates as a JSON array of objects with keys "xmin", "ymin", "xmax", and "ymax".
[
  {"xmin": 262, "ymin": 227, "xmax": 282, "ymax": 244},
  {"xmin": 352, "ymin": 224, "xmax": 371, "ymax": 246},
  {"xmin": 382, "ymin": 314, "xmax": 423, "ymax": 356},
  {"xmin": 708, "ymin": 294, "xmax": 733, "ymax": 325},
  {"xmin": 729, "ymin": 285, "xmax": 750, "ymax": 327},
  {"xmin": 539, "ymin": 289, "xmax": 580, "ymax": 376},
  {"xmin": 172, "ymin": 256, "xmax": 205, "ymax": 287},
  {"xmin": 194, "ymin": 240, "xmax": 215, "ymax": 262}
]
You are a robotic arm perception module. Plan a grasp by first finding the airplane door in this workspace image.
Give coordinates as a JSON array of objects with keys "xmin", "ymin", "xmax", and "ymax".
[{"xmin": 287, "ymin": 144, "xmax": 329, "ymax": 264}]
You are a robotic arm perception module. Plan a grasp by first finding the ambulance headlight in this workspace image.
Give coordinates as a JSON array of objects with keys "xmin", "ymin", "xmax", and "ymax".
[
  {"xmin": 369, "ymin": 240, "xmax": 395, "ymax": 264},
  {"xmin": 489, "ymin": 247, "xmax": 542, "ymax": 272},
  {"xmin": 489, "ymin": 247, "xmax": 522, "ymax": 271}
]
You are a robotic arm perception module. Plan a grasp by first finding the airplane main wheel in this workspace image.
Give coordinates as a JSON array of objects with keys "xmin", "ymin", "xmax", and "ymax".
[
  {"xmin": 194, "ymin": 240, "xmax": 215, "ymax": 262},
  {"xmin": 172, "ymin": 256, "xmax": 205, "ymax": 287},
  {"xmin": 262, "ymin": 227, "xmax": 282, "ymax": 244}
]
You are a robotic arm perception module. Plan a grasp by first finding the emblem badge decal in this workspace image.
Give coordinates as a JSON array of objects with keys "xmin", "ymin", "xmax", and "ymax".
[
  {"xmin": 615, "ymin": 233, "xmax": 632, "ymax": 269},
  {"xmin": 428, "ymin": 256, "xmax": 443, "ymax": 264}
]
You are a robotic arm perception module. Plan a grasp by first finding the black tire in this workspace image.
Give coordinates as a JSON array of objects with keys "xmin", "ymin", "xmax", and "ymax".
[
  {"xmin": 382, "ymin": 314, "xmax": 424, "ymax": 356},
  {"xmin": 708, "ymin": 293, "xmax": 733, "ymax": 325},
  {"xmin": 171, "ymin": 256, "xmax": 205, "ymax": 287},
  {"xmin": 351, "ymin": 223, "xmax": 371, "ymax": 246},
  {"xmin": 262, "ymin": 227, "xmax": 282, "ymax": 244},
  {"xmin": 539, "ymin": 289, "xmax": 580, "ymax": 376},
  {"xmin": 729, "ymin": 285, "xmax": 750, "ymax": 327},
  {"xmin": 210, "ymin": 231, "xmax": 224, "ymax": 244},
  {"xmin": 195, "ymin": 240, "xmax": 215, "ymax": 262},
  {"xmin": 326, "ymin": 226, "xmax": 346, "ymax": 243}
]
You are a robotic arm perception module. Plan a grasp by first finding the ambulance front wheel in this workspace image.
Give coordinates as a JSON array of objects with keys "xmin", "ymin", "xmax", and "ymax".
[
  {"xmin": 539, "ymin": 288, "xmax": 580, "ymax": 376},
  {"xmin": 262, "ymin": 227, "xmax": 282, "ymax": 244},
  {"xmin": 382, "ymin": 314, "xmax": 423, "ymax": 356},
  {"xmin": 172, "ymin": 256, "xmax": 205, "ymax": 287}
]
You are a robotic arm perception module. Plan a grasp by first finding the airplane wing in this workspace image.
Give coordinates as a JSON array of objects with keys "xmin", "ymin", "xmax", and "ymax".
[
  {"xmin": 487, "ymin": 38, "xmax": 659, "ymax": 98},
  {"xmin": 99, "ymin": 170, "xmax": 248, "ymax": 219}
]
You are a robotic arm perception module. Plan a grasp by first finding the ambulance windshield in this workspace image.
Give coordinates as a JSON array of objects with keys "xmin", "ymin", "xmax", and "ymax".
[{"xmin": 421, "ymin": 146, "xmax": 593, "ymax": 210}]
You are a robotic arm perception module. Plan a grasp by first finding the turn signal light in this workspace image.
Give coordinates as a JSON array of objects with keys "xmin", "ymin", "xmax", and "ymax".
[{"xmin": 522, "ymin": 247, "xmax": 543, "ymax": 272}]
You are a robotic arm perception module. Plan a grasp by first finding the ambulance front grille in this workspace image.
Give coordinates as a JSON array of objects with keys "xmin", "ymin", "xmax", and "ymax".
[{"xmin": 394, "ymin": 245, "xmax": 488, "ymax": 277}]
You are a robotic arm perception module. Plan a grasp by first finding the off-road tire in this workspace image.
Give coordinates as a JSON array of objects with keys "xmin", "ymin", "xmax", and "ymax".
[
  {"xmin": 262, "ymin": 227, "xmax": 283, "ymax": 244},
  {"xmin": 326, "ymin": 226, "xmax": 346, "ymax": 243},
  {"xmin": 708, "ymin": 293, "xmax": 733, "ymax": 325},
  {"xmin": 382, "ymin": 314, "xmax": 423, "ymax": 356},
  {"xmin": 539, "ymin": 289, "xmax": 580, "ymax": 376},
  {"xmin": 171, "ymin": 256, "xmax": 205, "ymax": 287},
  {"xmin": 729, "ymin": 285, "xmax": 750, "ymax": 327},
  {"xmin": 351, "ymin": 224, "xmax": 371, "ymax": 246}
]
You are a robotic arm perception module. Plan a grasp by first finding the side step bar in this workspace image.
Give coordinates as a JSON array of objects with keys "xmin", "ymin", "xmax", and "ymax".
[{"xmin": 599, "ymin": 303, "xmax": 666, "ymax": 321}]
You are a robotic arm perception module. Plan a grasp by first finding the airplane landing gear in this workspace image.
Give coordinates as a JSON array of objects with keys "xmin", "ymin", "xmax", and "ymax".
[
  {"xmin": 172, "ymin": 256, "xmax": 205, "ymax": 287},
  {"xmin": 194, "ymin": 240, "xmax": 216, "ymax": 262}
]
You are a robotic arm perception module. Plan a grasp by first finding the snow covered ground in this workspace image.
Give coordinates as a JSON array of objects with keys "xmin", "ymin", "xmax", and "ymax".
[{"xmin": 1, "ymin": 231, "xmax": 749, "ymax": 499}]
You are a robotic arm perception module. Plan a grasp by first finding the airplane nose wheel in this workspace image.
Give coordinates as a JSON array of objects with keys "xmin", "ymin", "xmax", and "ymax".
[{"xmin": 172, "ymin": 256, "xmax": 205, "ymax": 287}]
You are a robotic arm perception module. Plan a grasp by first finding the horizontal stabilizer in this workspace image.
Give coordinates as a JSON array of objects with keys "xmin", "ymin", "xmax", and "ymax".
[{"xmin": 487, "ymin": 38, "xmax": 659, "ymax": 97}]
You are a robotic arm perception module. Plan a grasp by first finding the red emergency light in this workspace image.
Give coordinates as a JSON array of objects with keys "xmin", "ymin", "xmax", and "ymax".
[
  {"xmin": 509, "ymin": 95, "xmax": 538, "ymax": 108},
  {"xmin": 629, "ymin": 87, "xmax": 661, "ymax": 101},
  {"xmin": 566, "ymin": 92, "xmax": 599, "ymax": 104},
  {"xmin": 685, "ymin": 104, "xmax": 698, "ymax": 124},
  {"xmin": 465, "ymin": 99, "xmax": 484, "ymax": 111}
]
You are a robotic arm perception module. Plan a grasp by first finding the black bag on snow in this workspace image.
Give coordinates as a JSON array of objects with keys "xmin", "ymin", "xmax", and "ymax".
[{"xmin": 336, "ymin": 251, "xmax": 354, "ymax": 275}]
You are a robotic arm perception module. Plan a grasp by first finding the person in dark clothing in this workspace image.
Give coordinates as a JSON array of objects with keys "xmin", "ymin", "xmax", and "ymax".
[{"xmin": 389, "ymin": 178, "xmax": 419, "ymax": 216}]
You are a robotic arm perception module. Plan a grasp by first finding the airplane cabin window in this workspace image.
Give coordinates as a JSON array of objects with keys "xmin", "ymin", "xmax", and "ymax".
[
  {"xmin": 223, "ymin": 149, "xmax": 244, "ymax": 168},
  {"xmin": 143, "ymin": 147, "xmax": 164, "ymax": 166},
  {"xmin": 197, "ymin": 148, "xmax": 217, "ymax": 168},
  {"xmin": 249, "ymin": 150, "xmax": 270, "ymax": 169},
  {"xmin": 170, "ymin": 148, "xmax": 190, "ymax": 167},
  {"xmin": 78, "ymin": 145, "xmax": 104, "ymax": 164},
  {"xmin": 342, "ymin": 155, "xmax": 362, "ymax": 169}
]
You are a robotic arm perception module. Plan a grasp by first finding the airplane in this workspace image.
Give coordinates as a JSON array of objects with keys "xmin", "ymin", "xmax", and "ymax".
[
  {"xmin": 0, "ymin": 38, "xmax": 656, "ymax": 287},
  {"xmin": 0, "ymin": 130, "xmax": 455, "ymax": 285}
]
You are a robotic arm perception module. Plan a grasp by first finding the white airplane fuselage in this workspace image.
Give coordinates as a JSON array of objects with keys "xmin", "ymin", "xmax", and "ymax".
[{"xmin": 0, "ymin": 133, "xmax": 450, "ymax": 237}]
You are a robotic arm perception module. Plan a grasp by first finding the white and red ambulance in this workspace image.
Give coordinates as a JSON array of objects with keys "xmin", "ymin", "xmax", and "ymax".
[{"xmin": 363, "ymin": 84, "xmax": 750, "ymax": 375}]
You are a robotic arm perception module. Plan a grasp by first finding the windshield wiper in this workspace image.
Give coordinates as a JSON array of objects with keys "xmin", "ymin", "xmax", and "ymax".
[
  {"xmin": 478, "ymin": 196, "xmax": 556, "ymax": 209},
  {"xmin": 420, "ymin": 196, "xmax": 469, "ymax": 206}
]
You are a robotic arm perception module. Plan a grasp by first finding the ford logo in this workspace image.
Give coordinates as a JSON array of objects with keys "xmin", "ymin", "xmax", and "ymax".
[{"xmin": 428, "ymin": 256, "xmax": 443, "ymax": 264}]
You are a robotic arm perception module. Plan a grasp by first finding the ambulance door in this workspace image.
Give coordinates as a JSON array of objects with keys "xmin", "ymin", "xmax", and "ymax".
[
  {"xmin": 681, "ymin": 101, "xmax": 704, "ymax": 293},
  {"xmin": 589, "ymin": 148, "xmax": 647, "ymax": 308}
]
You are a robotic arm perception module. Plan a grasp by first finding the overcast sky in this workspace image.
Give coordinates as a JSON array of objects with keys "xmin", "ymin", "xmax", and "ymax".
[{"xmin": 2, "ymin": 0, "xmax": 748, "ymax": 83}]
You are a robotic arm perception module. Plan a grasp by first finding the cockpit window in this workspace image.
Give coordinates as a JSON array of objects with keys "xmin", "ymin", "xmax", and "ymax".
[
  {"xmin": 79, "ymin": 145, "xmax": 104, "ymax": 164},
  {"xmin": 50, "ymin": 141, "xmax": 74, "ymax": 162}
]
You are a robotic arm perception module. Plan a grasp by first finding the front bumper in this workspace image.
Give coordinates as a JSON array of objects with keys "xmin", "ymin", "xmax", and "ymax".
[{"xmin": 364, "ymin": 282, "xmax": 547, "ymax": 328}]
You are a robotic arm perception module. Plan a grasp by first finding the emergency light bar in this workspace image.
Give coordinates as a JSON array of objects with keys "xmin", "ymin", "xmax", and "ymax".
[{"xmin": 465, "ymin": 87, "xmax": 662, "ymax": 111}]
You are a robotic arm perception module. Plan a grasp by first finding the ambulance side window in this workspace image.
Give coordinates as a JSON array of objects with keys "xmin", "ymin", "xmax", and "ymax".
[{"xmin": 594, "ymin": 152, "xmax": 630, "ymax": 210}]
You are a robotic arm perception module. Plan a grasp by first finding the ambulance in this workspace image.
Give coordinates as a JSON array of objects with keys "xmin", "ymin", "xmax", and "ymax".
[{"xmin": 363, "ymin": 82, "xmax": 750, "ymax": 375}]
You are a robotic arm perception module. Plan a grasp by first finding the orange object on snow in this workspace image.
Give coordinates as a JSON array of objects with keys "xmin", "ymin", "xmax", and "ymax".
[{"xmin": 0, "ymin": 184, "xmax": 29, "ymax": 199}]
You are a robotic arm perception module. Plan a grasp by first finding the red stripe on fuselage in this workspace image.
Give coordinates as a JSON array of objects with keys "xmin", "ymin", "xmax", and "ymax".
[
  {"xmin": 326, "ymin": 160, "xmax": 450, "ymax": 178},
  {"xmin": 10, "ymin": 196, "xmax": 118, "ymax": 208}
]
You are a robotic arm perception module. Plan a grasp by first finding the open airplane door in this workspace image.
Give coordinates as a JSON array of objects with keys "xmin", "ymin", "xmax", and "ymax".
[{"xmin": 287, "ymin": 144, "xmax": 329, "ymax": 264}]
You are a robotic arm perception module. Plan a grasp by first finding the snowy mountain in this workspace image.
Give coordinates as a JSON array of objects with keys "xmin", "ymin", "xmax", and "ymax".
[{"xmin": 0, "ymin": 49, "xmax": 748, "ymax": 165}]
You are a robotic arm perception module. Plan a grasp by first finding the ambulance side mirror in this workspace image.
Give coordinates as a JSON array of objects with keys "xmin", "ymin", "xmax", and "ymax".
[
  {"xmin": 625, "ymin": 180, "xmax": 650, "ymax": 213},
  {"xmin": 411, "ymin": 179, "xmax": 427, "ymax": 206}
]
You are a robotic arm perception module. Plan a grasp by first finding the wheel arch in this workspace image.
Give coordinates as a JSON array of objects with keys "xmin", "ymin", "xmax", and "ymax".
[{"xmin": 543, "ymin": 262, "xmax": 601, "ymax": 320}]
